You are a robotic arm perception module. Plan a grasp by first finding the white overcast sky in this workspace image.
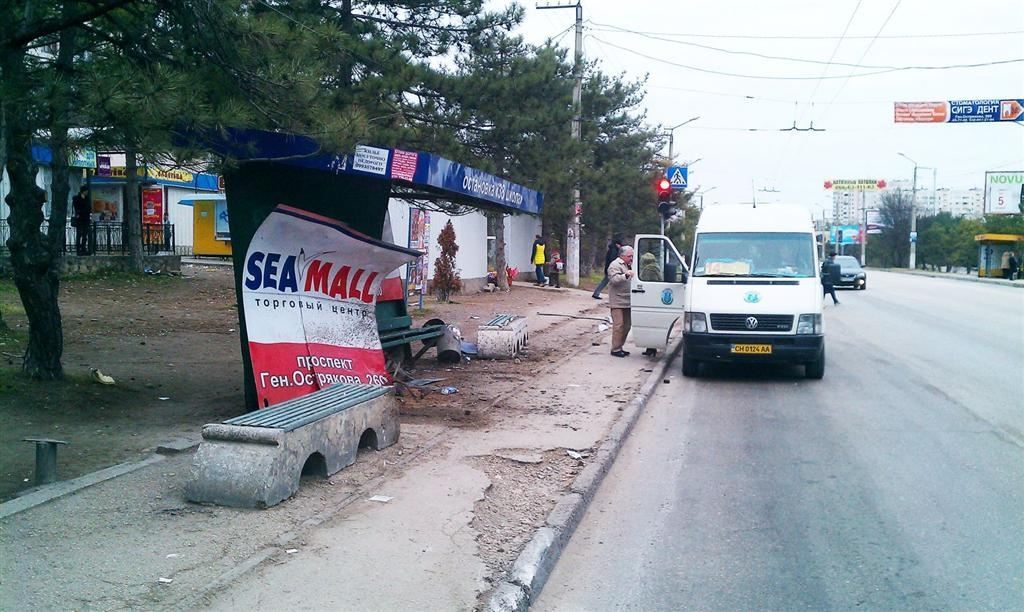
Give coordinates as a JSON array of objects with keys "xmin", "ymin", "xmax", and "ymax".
[{"xmin": 494, "ymin": 0, "xmax": 1024, "ymax": 216}]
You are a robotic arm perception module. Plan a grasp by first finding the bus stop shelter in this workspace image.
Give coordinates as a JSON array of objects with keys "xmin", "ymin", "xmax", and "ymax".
[
  {"xmin": 974, "ymin": 233, "xmax": 1023, "ymax": 278},
  {"xmin": 201, "ymin": 129, "xmax": 543, "ymax": 410}
]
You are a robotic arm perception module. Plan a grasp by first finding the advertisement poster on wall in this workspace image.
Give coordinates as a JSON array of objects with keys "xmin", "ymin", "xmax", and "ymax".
[
  {"xmin": 142, "ymin": 188, "xmax": 163, "ymax": 225},
  {"xmin": 407, "ymin": 208, "xmax": 431, "ymax": 295},
  {"xmin": 241, "ymin": 205, "xmax": 419, "ymax": 407}
]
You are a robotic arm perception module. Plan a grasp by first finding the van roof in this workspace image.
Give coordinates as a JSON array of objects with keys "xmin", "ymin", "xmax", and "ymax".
[{"xmin": 696, "ymin": 204, "xmax": 814, "ymax": 233}]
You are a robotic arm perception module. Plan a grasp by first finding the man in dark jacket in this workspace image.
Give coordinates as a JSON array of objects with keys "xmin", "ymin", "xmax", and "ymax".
[
  {"xmin": 821, "ymin": 252, "xmax": 840, "ymax": 305},
  {"xmin": 72, "ymin": 185, "xmax": 91, "ymax": 255},
  {"xmin": 592, "ymin": 234, "xmax": 624, "ymax": 299}
]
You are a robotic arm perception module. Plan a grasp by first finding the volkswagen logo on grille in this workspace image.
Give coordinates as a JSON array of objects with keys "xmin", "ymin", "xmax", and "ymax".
[{"xmin": 745, "ymin": 316, "xmax": 759, "ymax": 330}]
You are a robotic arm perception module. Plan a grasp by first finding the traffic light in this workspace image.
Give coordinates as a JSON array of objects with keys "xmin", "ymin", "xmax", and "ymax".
[{"xmin": 656, "ymin": 177, "xmax": 674, "ymax": 218}]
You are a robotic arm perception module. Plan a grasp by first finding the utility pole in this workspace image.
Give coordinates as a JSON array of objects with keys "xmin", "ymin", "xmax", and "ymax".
[
  {"xmin": 860, "ymin": 191, "xmax": 866, "ymax": 266},
  {"xmin": 899, "ymin": 152, "xmax": 920, "ymax": 270},
  {"xmin": 538, "ymin": 1, "xmax": 583, "ymax": 286}
]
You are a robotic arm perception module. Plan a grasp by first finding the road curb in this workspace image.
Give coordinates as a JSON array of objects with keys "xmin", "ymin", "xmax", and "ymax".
[
  {"xmin": 484, "ymin": 338, "xmax": 683, "ymax": 611},
  {"xmin": 0, "ymin": 454, "xmax": 166, "ymax": 520},
  {"xmin": 883, "ymin": 268, "xmax": 1022, "ymax": 289}
]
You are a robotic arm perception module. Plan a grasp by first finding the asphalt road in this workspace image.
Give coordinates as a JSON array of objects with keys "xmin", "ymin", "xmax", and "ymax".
[{"xmin": 535, "ymin": 272, "xmax": 1024, "ymax": 611}]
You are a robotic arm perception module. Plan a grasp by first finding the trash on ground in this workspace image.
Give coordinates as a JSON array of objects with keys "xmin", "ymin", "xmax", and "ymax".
[
  {"xmin": 566, "ymin": 450, "xmax": 583, "ymax": 460},
  {"xmin": 663, "ymin": 379, "xmax": 670, "ymax": 384},
  {"xmin": 405, "ymin": 378, "xmax": 446, "ymax": 387},
  {"xmin": 285, "ymin": 549, "xmax": 299, "ymax": 554},
  {"xmin": 460, "ymin": 341, "xmax": 478, "ymax": 355},
  {"xmin": 91, "ymin": 368, "xmax": 116, "ymax": 385},
  {"xmin": 368, "ymin": 495, "xmax": 394, "ymax": 503},
  {"xmin": 166, "ymin": 553, "xmax": 179, "ymax": 559},
  {"xmin": 158, "ymin": 397, "xmax": 171, "ymax": 401},
  {"xmin": 596, "ymin": 323, "xmax": 609, "ymax": 332},
  {"xmin": 158, "ymin": 577, "xmax": 173, "ymax": 584},
  {"xmin": 567, "ymin": 384, "xmax": 581, "ymax": 387},
  {"xmin": 440, "ymin": 386, "xmax": 459, "ymax": 395}
]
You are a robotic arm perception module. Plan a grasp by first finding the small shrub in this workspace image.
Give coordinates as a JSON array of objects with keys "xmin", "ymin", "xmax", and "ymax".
[{"xmin": 433, "ymin": 220, "xmax": 462, "ymax": 302}]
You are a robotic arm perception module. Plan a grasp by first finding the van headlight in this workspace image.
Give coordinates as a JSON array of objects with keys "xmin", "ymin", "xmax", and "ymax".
[
  {"xmin": 797, "ymin": 313, "xmax": 822, "ymax": 335},
  {"xmin": 685, "ymin": 312, "xmax": 707, "ymax": 333}
]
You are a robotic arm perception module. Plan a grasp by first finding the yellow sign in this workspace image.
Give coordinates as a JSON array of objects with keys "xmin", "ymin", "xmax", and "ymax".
[{"xmin": 108, "ymin": 166, "xmax": 195, "ymax": 184}]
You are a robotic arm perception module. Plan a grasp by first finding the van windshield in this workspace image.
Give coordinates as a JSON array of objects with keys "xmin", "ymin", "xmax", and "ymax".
[{"xmin": 693, "ymin": 232, "xmax": 816, "ymax": 278}]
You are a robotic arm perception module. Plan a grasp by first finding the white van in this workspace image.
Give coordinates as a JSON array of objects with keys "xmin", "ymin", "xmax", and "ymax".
[{"xmin": 629, "ymin": 204, "xmax": 824, "ymax": 379}]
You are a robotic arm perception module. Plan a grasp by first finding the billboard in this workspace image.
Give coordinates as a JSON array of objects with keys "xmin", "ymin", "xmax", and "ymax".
[
  {"xmin": 241, "ymin": 205, "xmax": 418, "ymax": 406},
  {"xmin": 985, "ymin": 171, "xmax": 1023, "ymax": 215},
  {"xmin": 829, "ymin": 224, "xmax": 861, "ymax": 245},
  {"xmin": 895, "ymin": 99, "xmax": 1024, "ymax": 124},
  {"xmin": 824, "ymin": 179, "xmax": 886, "ymax": 191}
]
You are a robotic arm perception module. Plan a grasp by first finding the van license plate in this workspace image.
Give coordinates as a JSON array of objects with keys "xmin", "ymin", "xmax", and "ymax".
[{"xmin": 731, "ymin": 344, "xmax": 772, "ymax": 354}]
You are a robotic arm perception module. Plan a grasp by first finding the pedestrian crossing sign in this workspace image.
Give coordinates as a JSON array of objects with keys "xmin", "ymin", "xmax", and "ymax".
[{"xmin": 666, "ymin": 165, "xmax": 688, "ymax": 190}]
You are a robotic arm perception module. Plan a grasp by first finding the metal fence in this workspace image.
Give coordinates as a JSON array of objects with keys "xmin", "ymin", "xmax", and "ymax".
[{"xmin": 0, "ymin": 220, "xmax": 175, "ymax": 255}]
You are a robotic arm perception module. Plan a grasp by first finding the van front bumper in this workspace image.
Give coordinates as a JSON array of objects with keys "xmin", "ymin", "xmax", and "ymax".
[{"xmin": 683, "ymin": 332, "xmax": 823, "ymax": 364}]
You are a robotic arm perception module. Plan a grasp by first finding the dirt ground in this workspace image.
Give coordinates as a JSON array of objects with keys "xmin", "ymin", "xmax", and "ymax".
[{"xmin": 0, "ymin": 266, "xmax": 606, "ymax": 501}]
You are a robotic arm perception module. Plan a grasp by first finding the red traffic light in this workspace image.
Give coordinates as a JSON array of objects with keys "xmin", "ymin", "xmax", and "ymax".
[{"xmin": 657, "ymin": 178, "xmax": 672, "ymax": 192}]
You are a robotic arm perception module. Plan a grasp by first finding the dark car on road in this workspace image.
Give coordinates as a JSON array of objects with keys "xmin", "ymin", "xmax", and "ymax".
[{"xmin": 834, "ymin": 255, "xmax": 867, "ymax": 289}]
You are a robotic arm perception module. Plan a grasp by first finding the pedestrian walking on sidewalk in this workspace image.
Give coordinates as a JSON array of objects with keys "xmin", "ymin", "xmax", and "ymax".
[
  {"xmin": 1001, "ymin": 250, "xmax": 1012, "ymax": 280},
  {"xmin": 821, "ymin": 251, "xmax": 840, "ymax": 305},
  {"xmin": 592, "ymin": 234, "xmax": 624, "ymax": 299},
  {"xmin": 607, "ymin": 245, "xmax": 634, "ymax": 357},
  {"xmin": 72, "ymin": 185, "xmax": 91, "ymax": 255},
  {"xmin": 531, "ymin": 235, "xmax": 547, "ymax": 286},
  {"xmin": 1009, "ymin": 252, "xmax": 1019, "ymax": 281}
]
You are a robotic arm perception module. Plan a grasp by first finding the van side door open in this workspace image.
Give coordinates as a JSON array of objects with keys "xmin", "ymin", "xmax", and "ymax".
[{"xmin": 630, "ymin": 234, "xmax": 688, "ymax": 350}]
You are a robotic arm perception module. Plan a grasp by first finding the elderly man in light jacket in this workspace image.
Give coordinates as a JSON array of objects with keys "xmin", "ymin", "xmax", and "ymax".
[{"xmin": 607, "ymin": 245, "xmax": 634, "ymax": 357}]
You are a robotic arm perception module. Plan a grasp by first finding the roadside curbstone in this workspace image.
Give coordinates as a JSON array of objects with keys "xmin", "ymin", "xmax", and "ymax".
[
  {"xmin": 485, "ymin": 338, "xmax": 683, "ymax": 611},
  {"xmin": 509, "ymin": 527, "xmax": 560, "ymax": 597},
  {"xmin": 486, "ymin": 581, "xmax": 528, "ymax": 612},
  {"xmin": 545, "ymin": 493, "xmax": 584, "ymax": 532}
]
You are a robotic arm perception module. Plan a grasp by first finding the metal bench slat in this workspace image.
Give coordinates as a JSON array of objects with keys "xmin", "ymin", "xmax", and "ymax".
[{"xmin": 224, "ymin": 384, "xmax": 389, "ymax": 431}]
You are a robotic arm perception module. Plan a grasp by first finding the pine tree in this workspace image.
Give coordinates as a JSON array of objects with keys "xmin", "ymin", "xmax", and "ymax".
[{"xmin": 432, "ymin": 220, "xmax": 461, "ymax": 302}]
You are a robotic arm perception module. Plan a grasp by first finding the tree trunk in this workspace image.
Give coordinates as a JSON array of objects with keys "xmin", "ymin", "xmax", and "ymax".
[
  {"xmin": 2, "ymin": 45, "xmax": 64, "ymax": 380},
  {"xmin": 491, "ymin": 211, "xmax": 508, "ymax": 290},
  {"xmin": 124, "ymin": 146, "xmax": 143, "ymax": 271}
]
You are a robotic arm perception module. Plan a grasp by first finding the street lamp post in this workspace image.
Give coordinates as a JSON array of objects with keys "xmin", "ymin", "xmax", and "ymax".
[
  {"xmin": 898, "ymin": 152, "xmax": 919, "ymax": 269},
  {"xmin": 666, "ymin": 116, "xmax": 700, "ymax": 163},
  {"xmin": 696, "ymin": 186, "xmax": 716, "ymax": 210}
]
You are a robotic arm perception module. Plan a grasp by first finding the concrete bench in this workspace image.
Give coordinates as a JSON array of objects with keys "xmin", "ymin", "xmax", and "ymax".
[
  {"xmin": 185, "ymin": 383, "xmax": 398, "ymax": 509},
  {"xmin": 477, "ymin": 314, "xmax": 529, "ymax": 359}
]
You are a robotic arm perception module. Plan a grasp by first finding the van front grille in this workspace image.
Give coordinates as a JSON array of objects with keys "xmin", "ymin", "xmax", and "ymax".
[{"xmin": 710, "ymin": 314, "xmax": 793, "ymax": 332}]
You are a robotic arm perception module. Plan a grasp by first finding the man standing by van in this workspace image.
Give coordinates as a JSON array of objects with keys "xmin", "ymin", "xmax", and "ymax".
[
  {"xmin": 822, "ymin": 252, "xmax": 840, "ymax": 305},
  {"xmin": 607, "ymin": 245, "xmax": 634, "ymax": 357}
]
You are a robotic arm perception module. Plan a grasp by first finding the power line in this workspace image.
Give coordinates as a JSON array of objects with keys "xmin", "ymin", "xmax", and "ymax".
[
  {"xmin": 818, "ymin": 0, "xmax": 903, "ymax": 122},
  {"xmin": 589, "ymin": 35, "xmax": 1024, "ymax": 80},
  {"xmin": 587, "ymin": 22, "xmax": 1024, "ymax": 40}
]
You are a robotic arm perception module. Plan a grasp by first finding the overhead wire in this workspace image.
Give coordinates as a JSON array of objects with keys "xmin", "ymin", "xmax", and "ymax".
[{"xmin": 586, "ymin": 23, "xmax": 1024, "ymax": 41}]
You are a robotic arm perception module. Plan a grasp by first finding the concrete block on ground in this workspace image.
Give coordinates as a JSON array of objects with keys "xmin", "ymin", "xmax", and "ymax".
[
  {"xmin": 185, "ymin": 389, "xmax": 398, "ymax": 509},
  {"xmin": 477, "ymin": 314, "xmax": 529, "ymax": 359}
]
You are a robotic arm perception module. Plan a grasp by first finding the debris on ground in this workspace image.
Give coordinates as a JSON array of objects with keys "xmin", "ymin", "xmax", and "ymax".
[
  {"xmin": 368, "ymin": 495, "xmax": 394, "ymax": 503},
  {"xmin": 91, "ymin": 368, "xmax": 116, "ymax": 385}
]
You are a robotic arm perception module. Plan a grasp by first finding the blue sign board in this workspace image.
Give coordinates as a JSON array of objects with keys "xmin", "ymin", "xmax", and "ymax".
[
  {"xmin": 665, "ymin": 165, "xmax": 688, "ymax": 190},
  {"xmin": 948, "ymin": 99, "xmax": 1024, "ymax": 123},
  {"xmin": 191, "ymin": 128, "xmax": 542, "ymax": 215}
]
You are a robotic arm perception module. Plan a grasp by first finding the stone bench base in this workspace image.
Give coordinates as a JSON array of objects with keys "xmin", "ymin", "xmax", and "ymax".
[
  {"xmin": 185, "ymin": 390, "xmax": 398, "ymax": 509},
  {"xmin": 477, "ymin": 314, "xmax": 529, "ymax": 359}
]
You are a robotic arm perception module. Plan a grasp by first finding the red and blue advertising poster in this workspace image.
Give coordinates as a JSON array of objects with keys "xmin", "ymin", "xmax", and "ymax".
[{"xmin": 242, "ymin": 205, "xmax": 419, "ymax": 407}]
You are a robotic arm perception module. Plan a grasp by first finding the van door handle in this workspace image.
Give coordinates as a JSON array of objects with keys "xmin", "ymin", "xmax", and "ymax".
[{"xmin": 631, "ymin": 288, "xmax": 646, "ymax": 293}]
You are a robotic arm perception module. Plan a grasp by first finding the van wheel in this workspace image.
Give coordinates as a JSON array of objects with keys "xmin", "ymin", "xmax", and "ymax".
[
  {"xmin": 682, "ymin": 355, "xmax": 700, "ymax": 377},
  {"xmin": 805, "ymin": 348, "xmax": 825, "ymax": 379}
]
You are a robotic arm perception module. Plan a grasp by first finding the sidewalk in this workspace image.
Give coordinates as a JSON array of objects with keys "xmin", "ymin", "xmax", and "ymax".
[
  {"xmin": 0, "ymin": 285, "xmax": 674, "ymax": 610},
  {"xmin": 883, "ymin": 268, "xmax": 1022, "ymax": 288}
]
